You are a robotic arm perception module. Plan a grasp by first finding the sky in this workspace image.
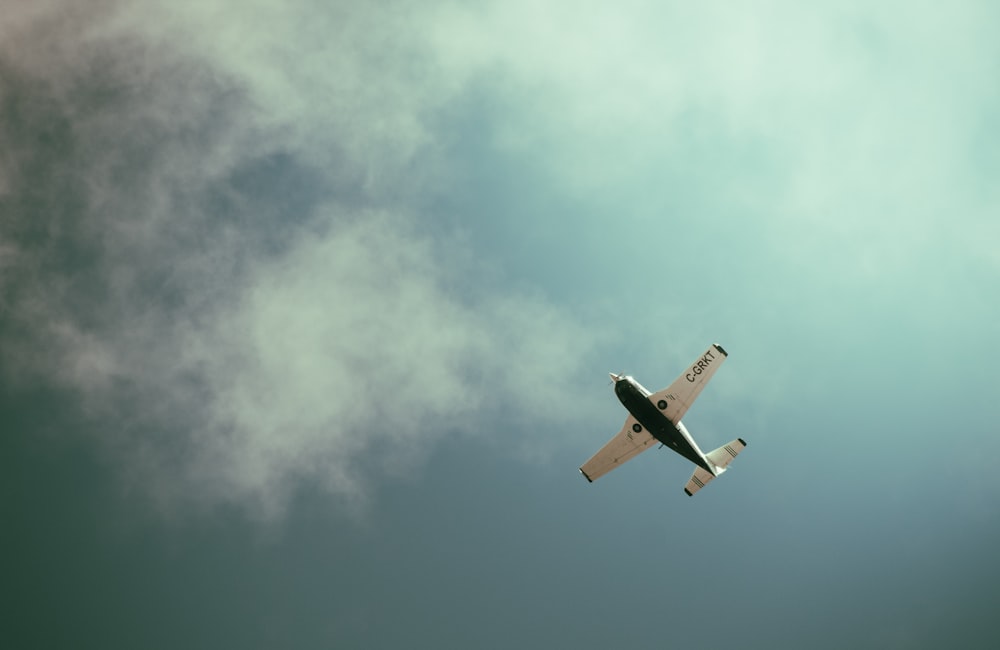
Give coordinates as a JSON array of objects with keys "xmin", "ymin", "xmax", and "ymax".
[{"xmin": 2, "ymin": 1, "xmax": 999, "ymax": 647}]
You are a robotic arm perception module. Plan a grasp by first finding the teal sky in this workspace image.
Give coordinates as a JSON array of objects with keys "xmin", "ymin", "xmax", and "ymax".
[{"xmin": 3, "ymin": 1, "xmax": 999, "ymax": 647}]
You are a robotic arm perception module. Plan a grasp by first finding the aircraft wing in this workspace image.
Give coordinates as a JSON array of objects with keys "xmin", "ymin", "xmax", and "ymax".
[
  {"xmin": 579, "ymin": 414, "xmax": 657, "ymax": 482},
  {"xmin": 648, "ymin": 343, "xmax": 728, "ymax": 424},
  {"xmin": 684, "ymin": 466, "xmax": 717, "ymax": 496}
]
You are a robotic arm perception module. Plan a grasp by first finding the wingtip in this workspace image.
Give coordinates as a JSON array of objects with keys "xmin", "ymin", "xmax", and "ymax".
[
  {"xmin": 684, "ymin": 488, "xmax": 693, "ymax": 496},
  {"xmin": 579, "ymin": 468, "xmax": 593, "ymax": 483},
  {"xmin": 738, "ymin": 438, "xmax": 747, "ymax": 446},
  {"xmin": 714, "ymin": 343, "xmax": 728, "ymax": 357}
]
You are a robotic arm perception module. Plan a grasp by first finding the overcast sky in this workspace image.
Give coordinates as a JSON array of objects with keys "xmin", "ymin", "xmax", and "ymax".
[{"xmin": 3, "ymin": 1, "xmax": 999, "ymax": 648}]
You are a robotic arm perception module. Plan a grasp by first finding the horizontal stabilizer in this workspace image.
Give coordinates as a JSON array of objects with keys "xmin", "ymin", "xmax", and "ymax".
[
  {"xmin": 684, "ymin": 466, "xmax": 716, "ymax": 496},
  {"xmin": 706, "ymin": 438, "xmax": 747, "ymax": 472}
]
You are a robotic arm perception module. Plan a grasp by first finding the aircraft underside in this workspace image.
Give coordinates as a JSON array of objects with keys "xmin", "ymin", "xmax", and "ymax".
[
  {"xmin": 614, "ymin": 380, "xmax": 710, "ymax": 471},
  {"xmin": 579, "ymin": 343, "xmax": 746, "ymax": 496}
]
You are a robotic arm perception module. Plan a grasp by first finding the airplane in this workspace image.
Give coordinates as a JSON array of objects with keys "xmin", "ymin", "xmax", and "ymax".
[{"xmin": 579, "ymin": 343, "xmax": 746, "ymax": 496}]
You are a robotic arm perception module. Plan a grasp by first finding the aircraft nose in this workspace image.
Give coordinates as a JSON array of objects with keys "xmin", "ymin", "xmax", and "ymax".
[{"xmin": 609, "ymin": 372, "xmax": 620, "ymax": 382}]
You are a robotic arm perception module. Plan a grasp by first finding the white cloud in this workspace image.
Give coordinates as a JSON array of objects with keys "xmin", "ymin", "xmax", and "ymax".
[
  {"xmin": 424, "ymin": 1, "xmax": 1000, "ymax": 265},
  {"xmin": 174, "ymin": 210, "xmax": 598, "ymax": 517},
  {"xmin": 5, "ymin": 0, "xmax": 999, "ymax": 519},
  {"xmin": 0, "ymin": 1, "xmax": 600, "ymax": 520}
]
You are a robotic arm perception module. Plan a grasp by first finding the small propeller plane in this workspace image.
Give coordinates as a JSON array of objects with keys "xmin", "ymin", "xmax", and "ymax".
[{"xmin": 580, "ymin": 343, "xmax": 746, "ymax": 496}]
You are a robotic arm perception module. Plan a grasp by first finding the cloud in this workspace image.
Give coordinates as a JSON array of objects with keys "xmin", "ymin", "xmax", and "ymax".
[
  {"xmin": 0, "ymin": 1, "xmax": 599, "ymax": 520},
  {"xmin": 425, "ymin": 1, "xmax": 1000, "ymax": 264},
  {"xmin": 5, "ymin": 0, "xmax": 998, "ymax": 519},
  {"xmin": 427, "ymin": 1, "xmax": 1000, "ymax": 376},
  {"xmin": 172, "ymin": 210, "xmax": 598, "ymax": 517}
]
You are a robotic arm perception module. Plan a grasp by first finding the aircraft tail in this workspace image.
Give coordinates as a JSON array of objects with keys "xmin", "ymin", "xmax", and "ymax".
[
  {"xmin": 684, "ymin": 466, "xmax": 716, "ymax": 496},
  {"xmin": 706, "ymin": 438, "xmax": 747, "ymax": 471},
  {"xmin": 684, "ymin": 438, "xmax": 747, "ymax": 496}
]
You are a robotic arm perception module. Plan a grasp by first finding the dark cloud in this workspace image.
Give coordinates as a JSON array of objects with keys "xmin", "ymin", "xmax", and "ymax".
[{"xmin": 0, "ymin": 2, "xmax": 596, "ymax": 519}]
